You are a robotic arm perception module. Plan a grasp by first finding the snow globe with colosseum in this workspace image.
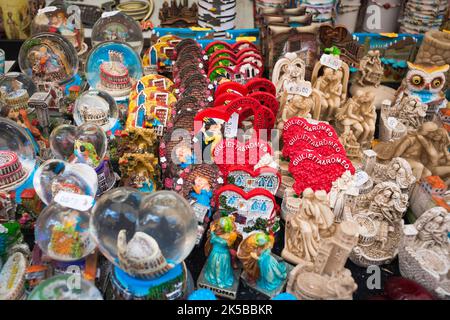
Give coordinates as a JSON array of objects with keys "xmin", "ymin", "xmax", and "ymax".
[
  {"xmin": 85, "ymin": 41, "xmax": 143, "ymax": 100},
  {"xmin": 90, "ymin": 188, "xmax": 197, "ymax": 300},
  {"xmin": 73, "ymin": 90, "xmax": 119, "ymax": 133}
]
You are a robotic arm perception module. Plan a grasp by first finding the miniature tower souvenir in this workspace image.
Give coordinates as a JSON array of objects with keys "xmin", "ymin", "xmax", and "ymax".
[
  {"xmin": 287, "ymin": 220, "xmax": 359, "ymax": 300},
  {"xmin": 237, "ymin": 232, "xmax": 290, "ymax": 298},
  {"xmin": 282, "ymin": 188, "xmax": 336, "ymax": 265},
  {"xmin": 91, "ymin": 189, "xmax": 198, "ymax": 300},
  {"xmin": 197, "ymin": 216, "xmax": 242, "ymax": 299},
  {"xmin": 399, "ymin": 206, "xmax": 450, "ymax": 299},
  {"xmin": 0, "ymin": 72, "xmax": 36, "ymax": 113}
]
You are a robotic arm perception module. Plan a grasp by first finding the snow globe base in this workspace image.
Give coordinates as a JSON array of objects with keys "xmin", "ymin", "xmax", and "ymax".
[
  {"xmin": 197, "ymin": 262, "xmax": 241, "ymax": 300},
  {"xmin": 111, "ymin": 263, "xmax": 188, "ymax": 300},
  {"xmin": 240, "ymin": 255, "xmax": 293, "ymax": 299}
]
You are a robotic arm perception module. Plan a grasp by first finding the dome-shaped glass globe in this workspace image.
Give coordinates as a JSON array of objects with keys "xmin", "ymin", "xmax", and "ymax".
[
  {"xmin": 35, "ymin": 202, "xmax": 96, "ymax": 262},
  {"xmin": 90, "ymin": 188, "xmax": 197, "ymax": 277},
  {"xmin": 0, "ymin": 72, "xmax": 36, "ymax": 114}
]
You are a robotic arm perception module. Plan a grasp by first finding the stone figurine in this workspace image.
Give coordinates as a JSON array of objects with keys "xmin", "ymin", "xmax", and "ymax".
[{"xmin": 357, "ymin": 50, "xmax": 383, "ymax": 87}]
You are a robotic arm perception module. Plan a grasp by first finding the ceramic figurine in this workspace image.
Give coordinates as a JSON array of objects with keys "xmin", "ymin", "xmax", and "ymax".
[
  {"xmin": 399, "ymin": 206, "xmax": 450, "ymax": 299},
  {"xmin": 357, "ymin": 50, "xmax": 384, "ymax": 88},
  {"xmin": 328, "ymin": 171, "xmax": 359, "ymax": 222},
  {"xmin": 374, "ymin": 121, "xmax": 450, "ymax": 183},
  {"xmin": 277, "ymin": 91, "xmax": 321, "ymax": 130},
  {"xmin": 272, "ymin": 52, "xmax": 307, "ymax": 99},
  {"xmin": 339, "ymin": 131, "xmax": 363, "ymax": 161},
  {"xmin": 117, "ymin": 230, "xmax": 172, "ymax": 279},
  {"xmin": 312, "ymin": 63, "xmax": 350, "ymax": 122},
  {"xmin": 393, "ymin": 62, "xmax": 449, "ymax": 119},
  {"xmin": 198, "ymin": 216, "xmax": 242, "ymax": 299},
  {"xmin": 287, "ymin": 220, "xmax": 359, "ymax": 300},
  {"xmin": 347, "ymin": 181, "xmax": 409, "ymax": 267},
  {"xmin": 282, "ymin": 188, "xmax": 336, "ymax": 265},
  {"xmin": 119, "ymin": 153, "xmax": 159, "ymax": 192},
  {"xmin": 336, "ymin": 90, "xmax": 376, "ymax": 149},
  {"xmin": 371, "ymin": 157, "xmax": 416, "ymax": 193},
  {"xmin": 415, "ymin": 30, "xmax": 450, "ymax": 87},
  {"xmin": 237, "ymin": 232, "xmax": 289, "ymax": 298}
]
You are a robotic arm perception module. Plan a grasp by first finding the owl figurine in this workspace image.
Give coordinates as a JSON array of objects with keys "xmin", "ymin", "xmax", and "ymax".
[{"xmin": 395, "ymin": 62, "xmax": 449, "ymax": 118}]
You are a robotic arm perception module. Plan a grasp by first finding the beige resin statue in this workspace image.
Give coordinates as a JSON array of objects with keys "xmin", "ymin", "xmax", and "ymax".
[
  {"xmin": 371, "ymin": 157, "xmax": 416, "ymax": 194},
  {"xmin": 347, "ymin": 181, "xmax": 409, "ymax": 267},
  {"xmin": 272, "ymin": 52, "xmax": 307, "ymax": 99},
  {"xmin": 399, "ymin": 206, "xmax": 450, "ymax": 299},
  {"xmin": 282, "ymin": 188, "xmax": 336, "ymax": 265},
  {"xmin": 286, "ymin": 220, "xmax": 359, "ymax": 300},
  {"xmin": 357, "ymin": 50, "xmax": 384, "ymax": 87},
  {"xmin": 336, "ymin": 91, "xmax": 376, "ymax": 149},
  {"xmin": 339, "ymin": 131, "xmax": 363, "ymax": 161},
  {"xmin": 329, "ymin": 171, "xmax": 359, "ymax": 222},
  {"xmin": 374, "ymin": 121, "xmax": 450, "ymax": 184},
  {"xmin": 277, "ymin": 92, "xmax": 321, "ymax": 129},
  {"xmin": 312, "ymin": 62, "xmax": 349, "ymax": 122}
]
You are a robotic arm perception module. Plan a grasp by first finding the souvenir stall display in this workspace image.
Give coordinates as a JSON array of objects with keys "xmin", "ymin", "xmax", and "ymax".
[{"xmin": 1, "ymin": 1, "xmax": 450, "ymax": 302}]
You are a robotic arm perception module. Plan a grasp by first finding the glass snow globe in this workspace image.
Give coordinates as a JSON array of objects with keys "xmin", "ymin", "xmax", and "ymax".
[
  {"xmin": 90, "ymin": 188, "xmax": 197, "ymax": 299},
  {"xmin": 85, "ymin": 41, "xmax": 143, "ymax": 98},
  {"xmin": 35, "ymin": 202, "xmax": 96, "ymax": 262},
  {"xmin": 49, "ymin": 123, "xmax": 108, "ymax": 169},
  {"xmin": 33, "ymin": 159, "xmax": 98, "ymax": 206},
  {"xmin": 0, "ymin": 117, "xmax": 36, "ymax": 192},
  {"xmin": 91, "ymin": 11, "xmax": 144, "ymax": 54},
  {"xmin": 18, "ymin": 33, "xmax": 78, "ymax": 85},
  {"xmin": 73, "ymin": 90, "xmax": 119, "ymax": 132},
  {"xmin": 31, "ymin": 4, "xmax": 88, "ymax": 56},
  {"xmin": 0, "ymin": 72, "xmax": 36, "ymax": 114},
  {"xmin": 28, "ymin": 274, "xmax": 103, "ymax": 300}
]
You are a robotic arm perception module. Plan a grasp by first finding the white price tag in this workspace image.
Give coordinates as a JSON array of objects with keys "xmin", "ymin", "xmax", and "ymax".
[
  {"xmin": 354, "ymin": 171, "xmax": 369, "ymax": 187},
  {"xmin": 54, "ymin": 191, "xmax": 94, "ymax": 211},
  {"xmin": 39, "ymin": 6, "xmax": 57, "ymax": 14},
  {"xmin": 160, "ymin": 156, "xmax": 167, "ymax": 163},
  {"xmin": 320, "ymin": 54, "xmax": 343, "ymax": 70},
  {"xmin": 102, "ymin": 11, "xmax": 120, "ymax": 18},
  {"xmin": 387, "ymin": 117, "xmax": 399, "ymax": 129},
  {"xmin": 286, "ymin": 81, "xmax": 312, "ymax": 97},
  {"xmin": 224, "ymin": 112, "xmax": 239, "ymax": 138}
]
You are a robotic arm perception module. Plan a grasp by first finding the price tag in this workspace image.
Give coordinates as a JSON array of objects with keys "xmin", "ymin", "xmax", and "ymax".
[
  {"xmin": 102, "ymin": 11, "xmax": 119, "ymax": 18},
  {"xmin": 236, "ymin": 37, "xmax": 257, "ymax": 42},
  {"xmin": 160, "ymin": 156, "xmax": 167, "ymax": 163},
  {"xmin": 354, "ymin": 171, "xmax": 369, "ymax": 187},
  {"xmin": 54, "ymin": 191, "xmax": 94, "ymax": 211},
  {"xmin": 320, "ymin": 54, "xmax": 343, "ymax": 70},
  {"xmin": 286, "ymin": 81, "xmax": 312, "ymax": 97},
  {"xmin": 387, "ymin": 117, "xmax": 399, "ymax": 129},
  {"xmin": 39, "ymin": 6, "xmax": 57, "ymax": 14},
  {"xmin": 224, "ymin": 112, "xmax": 239, "ymax": 138}
]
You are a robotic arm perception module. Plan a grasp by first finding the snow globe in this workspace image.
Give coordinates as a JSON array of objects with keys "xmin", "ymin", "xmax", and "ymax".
[
  {"xmin": 0, "ymin": 72, "xmax": 36, "ymax": 114},
  {"xmin": 35, "ymin": 202, "xmax": 96, "ymax": 262},
  {"xmin": 28, "ymin": 274, "xmax": 103, "ymax": 300},
  {"xmin": 33, "ymin": 159, "xmax": 98, "ymax": 206},
  {"xmin": 18, "ymin": 32, "xmax": 78, "ymax": 86},
  {"xmin": 49, "ymin": 123, "xmax": 116, "ymax": 195},
  {"xmin": 91, "ymin": 11, "xmax": 144, "ymax": 54},
  {"xmin": 0, "ymin": 117, "xmax": 36, "ymax": 192},
  {"xmin": 90, "ymin": 188, "xmax": 197, "ymax": 300},
  {"xmin": 85, "ymin": 41, "xmax": 143, "ymax": 99},
  {"xmin": 31, "ymin": 5, "xmax": 88, "ymax": 56},
  {"xmin": 73, "ymin": 90, "xmax": 119, "ymax": 133}
]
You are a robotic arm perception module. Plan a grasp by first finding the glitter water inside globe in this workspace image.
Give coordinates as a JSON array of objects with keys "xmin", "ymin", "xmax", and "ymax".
[
  {"xmin": 35, "ymin": 203, "xmax": 96, "ymax": 262},
  {"xmin": 90, "ymin": 188, "xmax": 198, "ymax": 272},
  {"xmin": 91, "ymin": 11, "xmax": 144, "ymax": 54},
  {"xmin": 73, "ymin": 90, "xmax": 119, "ymax": 132},
  {"xmin": 28, "ymin": 275, "xmax": 103, "ymax": 300},
  {"xmin": 0, "ymin": 117, "xmax": 36, "ymax": 192}
]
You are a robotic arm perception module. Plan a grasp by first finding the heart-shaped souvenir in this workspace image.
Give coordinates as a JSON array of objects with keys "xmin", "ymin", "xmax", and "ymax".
[
  {"xmin": 50, "ymin": 123, "xmax": 108, "ymax": 169},
  {"xmin": 245, "ymin": 78, "xmax": 276, "ymax": 96},
  {"xmin": 236, "ymin": 54, "xmax": 264, "ymax": 71},
  {"xmin": 209, "ymin": 56, "xmax": 237, "ymax": 70},
  {"xmin": 213, "ymin": 137, "xmax": 272, "ymax": 176},
  {"xmin": 283, "ymin": 117, "xmax": 340, "ymax": 143},
  {"xmin": 225, "ymin": 165, "xmax": 281, "ymax": 195},
  {"xmin": 232, "ymin": 41, "xmax": 259, "ymax": 53},
  {"xmin": 214, "ymin": 92, "xmax": 242, "ymax": 107},
  {"xmin": 215, "ymin": 184, "xmax": 278, "ymax": 236},
  {"xmin": 248, "ymin": 92, "xmax": 279, "ymax": 117},
  {"xmin": 289, "ymin": 150, "xmax": 355, "ymax": 194},
  {"xmin": 319, "ymin": 25, "xmax": 350, "ymax": 47},
  {"xmin": 215, "ymin": 82, "xmax": 248, "ymax": 98},
  {"xmin": 33, "ymin": 159, "xmax": 98, "ymax": 205},
  {"xmin": 205, "ymin": 41, "xmax": 233, "ymax": 57},
  {"xmin": 282, "ymin": 132, "xmax": 346, "ymax": 159}
]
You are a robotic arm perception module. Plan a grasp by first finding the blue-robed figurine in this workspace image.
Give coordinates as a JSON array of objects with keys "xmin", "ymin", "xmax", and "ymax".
[
  {"xmin": 204, "ymin": 216, "xmax": 239, "ymax": 289},
  {"xmin": 237, "ymin": 232, "xmax": 287, "ymax": 293},
  {"xmin": 189, "ymin": 176, "xmax": 213, "ymax": 209}
]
